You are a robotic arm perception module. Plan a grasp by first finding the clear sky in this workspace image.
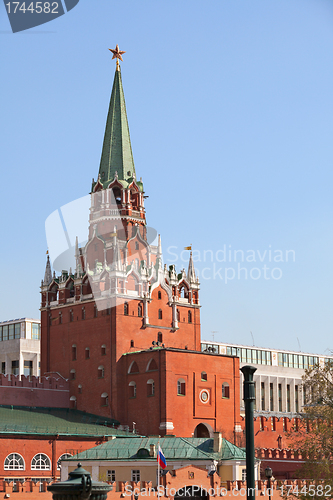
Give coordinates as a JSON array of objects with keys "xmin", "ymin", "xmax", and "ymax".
[{"xmin": 1, "ymin": 0, "xmax": 332, "ymax": 355}]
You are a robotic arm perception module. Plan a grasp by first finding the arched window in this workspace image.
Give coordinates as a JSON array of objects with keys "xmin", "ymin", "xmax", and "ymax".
[
  {"xmin": 31, "ymin": 454, "xmax": 51, "ymax": 470},
  {"xmin": 94, "ymin": 304, "xmax": 98, "ymax": 318},
  {"xmin": 70, "ymin": 369, "xmax": 76, "ymax": 380},
  {"xmin": 78, "ymin": 384, "xmax": 82, "ymax": 394},
  {"xmin": 124, "ymin": 302, "xmax": 129, "ymax": 315},
  {"xmin": 101, "ymin": 344, "xmax": 106, "ymax": 356},
  {"xmin": 222, "ymin": 382, "xmax": 230, "ymax": 399},
  {"xmin": 82, "ymin": 307, "xmax": 85, "ymax": 320},
  {"xmin": 158, "ymin": 309, "xmax": 162, "ymax": 320},
  {"xmin": 70, "ymin": 309, "xmax": 74, "ymax": 322},
  {"xmin": 70, "ymin": 395, "xmax": 76, "ymax": 409},
  {"xmin": 101, "ymin": 392, "xmax": 109, "ymax": 406},
  {"xmin": 157, "ymin": 332, "xmax": 163, "ymax": 343},
  {"xmin": 4, "ymin": 453, "xmax": 25, "ymax": 470},
  {"xmin": 129, "ymin": 381, "xmax": 136, "ymax": 398},
  {"xmin": 98, "ymin": 365, "xmax": 104, "ymax": 378},
  {"xmin": 57, "ymin": 453, "xmax": 72, "ymax": 470},
  {"xmin": 128, "ymin": 361, "xmax": 139, "ymax": 374},
  {"xmin": 158, "ymin": 291, "xmax": 162, "ymax": 300},
  {"xmin": 146, "ymin": 358, "xmax": 158, "ymax": 372},
  {"xmin": 130, "ymin": 340, "xmax": 134, "ymax": 348},
  {"xmin": 201, "ymin": 371, "xmax": 207, "ymax": 381},
  {"xmin": 188, "ymin": 311, "xmax": 192, "ymax": 323},
  {"xmin": 177, "ymin": 378, "xmax": 186, "ymax": 396},
  {"xmin": 72, "ymin": 344, "xmax": 77, "ymax": 361},
  {"xmin": 85, "ymin": 347, "xmax": 90, "ymax": 359},
  {"xmin": 138, "ymin": 303, "xmax": 143, "ymax": 317},
  {"xmin": 147, "ymin": 379, "xmax": 155, "ymax": 396}
]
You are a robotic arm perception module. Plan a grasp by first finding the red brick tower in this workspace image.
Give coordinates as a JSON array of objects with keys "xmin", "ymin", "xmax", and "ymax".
[{"xmin": 40, "ymin": 56, "xmax": 201, "ymax": 424}]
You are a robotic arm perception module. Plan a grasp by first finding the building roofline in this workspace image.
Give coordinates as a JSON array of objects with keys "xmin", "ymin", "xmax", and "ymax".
[
  {"xmin": 201, "ymin": 339, "xmax": 333, "ymax": 359},
  {"xmin": 0, "ymin": 317, "xmax": 40, "ymax": 326}
]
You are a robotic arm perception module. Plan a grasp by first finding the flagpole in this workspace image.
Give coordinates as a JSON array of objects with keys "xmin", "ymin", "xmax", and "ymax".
[{"xmin": 157, "ymin": 438, "xmax": 160, "ymax": 496}]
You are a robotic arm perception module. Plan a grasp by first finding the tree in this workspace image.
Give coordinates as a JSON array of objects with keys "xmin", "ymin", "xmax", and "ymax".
[{"xmin": 288, "ymin": 360, "xmax": 333, "ymax": 489}]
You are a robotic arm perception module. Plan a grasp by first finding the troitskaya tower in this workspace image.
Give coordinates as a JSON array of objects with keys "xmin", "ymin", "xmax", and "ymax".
[{"xmin": 40, "ymin": 48, "xmax": 201, "ymax": 422}]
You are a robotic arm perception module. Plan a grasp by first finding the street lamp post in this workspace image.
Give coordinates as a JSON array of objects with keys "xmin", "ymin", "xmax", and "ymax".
[
  {"xmin": 240, "ymin": 365, "xmax": 257, "ymax": 500},
  {"xmin": 265, "ymin": 467, "xmax": 273, "ymax": 500}
]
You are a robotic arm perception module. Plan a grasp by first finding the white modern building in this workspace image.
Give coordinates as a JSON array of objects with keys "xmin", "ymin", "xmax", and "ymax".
[
  {"xmin": 0, "ymin": 318, "xmax": 41, "ymax": 378},
  {"xmin": 201, "ymin": 340, "xmax": 333, "ymax": 417}
]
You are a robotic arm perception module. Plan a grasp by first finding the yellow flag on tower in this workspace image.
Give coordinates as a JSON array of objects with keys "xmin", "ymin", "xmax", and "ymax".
[{"xmin": 184, "ymin": 246, "xmax": 192, "ymax": 251}]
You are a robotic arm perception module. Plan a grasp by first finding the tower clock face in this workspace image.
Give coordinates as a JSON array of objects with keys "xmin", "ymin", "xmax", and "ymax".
[{"xmin": 200, "ymin": 390, "xmax": 209, "ymax": 403}]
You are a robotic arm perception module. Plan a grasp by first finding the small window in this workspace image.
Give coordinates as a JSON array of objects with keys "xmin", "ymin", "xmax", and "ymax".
[
  {"xmin": 146, "ymin": 359, "xmax": 158, "ymax": 372},
  {"xmin": 177, "ymin": 309, "xmax": 180, "ymax": 322},
  {"xmin": 201, "ymin": 371, "xmax": 207, "ymax": 381},
  {"xmin": 124, "ymin": 302, "xmax": 129, "ymax": 315},
  {"xmin": 85, "ymin": 347, "xmax": 90, "ymax": 360},
  {"xmin": 82, "ymin": 307, "xmax": 85, "ymax": 320},
  {"xmin": 158, "ymin": 309, "xmax": 162, "ymax": 320},
  {"xmin": 158, "ymin": 332, "xmax": 162, "ymax": 343},
  {"xmin": 128, "ymin": 361, "xmax": 139, "ymax": 374},
  {"xmin": 188, "ymin": 311, "xmax": 192, "ymax": 323},
  {"xmin": 147, "ymin": 379, "xmax": 155, "ymax": 396},
  {"xmin": 94, "ymin": 304, "xmax": 98, "ymax": 318},
  {"xmin": 31, "ymin": 454, "xmax": 51, "ymax": 471},
  {"xmin": 72, "ymin": 345, "xmax": 77, "ymax": 361},
  {"xmin": 138, "ymin": 303, "xmax": 143, "ymax": 317},
  {"xmin": 57, "ymin": 454, "xmax": 72, "ymax": 470},
  {"xmin": 4, "ymin": 453, "xmax": 25, "ymax": 470},
  {"xmin": 271, "ymin": 417, "xmax": 276, "ymax": 431},
  {"xmin": 222, "ymin": 382, "xmax": 230, "ymax": 399},
  {"xmin": 98, "ymin": 365, "xmax": 104, "ymax": 378},
  {"xmin": 107, "ymin": 470, "xmax": 116, "ymax": 482},
  {"xmin": 241, "ymin": 469, "xmax": 246, "ymax": 481},
  {"xmin": 70, "ymin": 309, "xmax": 74, "ymax": 322},
  {"xmin": 101, "ymin": 344, "xmax": 106, "ymax": 356},
  {"xmin": 135, "ymin": 242, "xmax": 139, "ymax": 250},
  {"xmin": 70, "ymin": 395, "xmax": 77, "ymax": 409},
  {"xmin": 177, "ymin": 378, "xmax": 186, "ymax": 396},
  {"xmin": 78, "ymin": 384, "xmax": 82, "ymax": 394},
  {"xmin": 59, "ymin": 312, "xmax": 62, "ymax": 324},
  {"xmin": 131, "ymin": 470, "xmax": 140, "ymax": 482},
  {"xmin": 158, "ymin": 291, "xmax": 162, "ymax": 300},
  {"xmin": 70, "ymin": 369, "xmax": 76, "ymax": 380},
  {"xmin": 131, "ymin": 340, "xmax": 134, "ymax": 348},
  {"xmin": 129, "ymin": 381, "xmax": 136, "ymax": 398},
  {"xmin": 101, "ymin": 392, "xmax": 108, "ymax": 406}
]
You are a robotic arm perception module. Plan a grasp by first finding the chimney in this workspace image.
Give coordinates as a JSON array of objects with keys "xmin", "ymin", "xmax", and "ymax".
[
  {"xmin": 213, "ymin": 432, "xmax": 222, "ymax": 453},
  {"xmin": 149, "ymin": 444, "xmax": 156, "ymax": 457}
]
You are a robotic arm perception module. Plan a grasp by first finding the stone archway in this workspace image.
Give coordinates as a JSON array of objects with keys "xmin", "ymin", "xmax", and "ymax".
[
  {"xmin": 174, "ymin": 486, "xmax": 208, "ymax": 500},
  {"xmin": 193, "ymin": 422, "xmax": 214, "ymax": 438}
]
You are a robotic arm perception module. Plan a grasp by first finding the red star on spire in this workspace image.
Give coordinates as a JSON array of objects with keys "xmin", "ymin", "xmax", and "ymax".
[{"xmin": 109, "ymin": 45, "xmax": 126, "ymax": 62}]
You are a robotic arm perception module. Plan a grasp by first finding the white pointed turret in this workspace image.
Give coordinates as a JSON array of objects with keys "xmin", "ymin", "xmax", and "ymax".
[
  {"xmin": 187, "ymin": 251, "xmax": 196, "ymax": 283},
  {"xmin": 157, "ymin": 234, "xmax": 163, "ymax": 270},
  {"xmin": 43, "ymin": 253, "xmax": 52, "ymax": 286}
]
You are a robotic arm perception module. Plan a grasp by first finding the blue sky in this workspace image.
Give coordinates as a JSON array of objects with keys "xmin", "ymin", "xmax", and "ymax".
[{"xmin": 1, "ymin": 0, "xmax": 332, "ymax": 355}]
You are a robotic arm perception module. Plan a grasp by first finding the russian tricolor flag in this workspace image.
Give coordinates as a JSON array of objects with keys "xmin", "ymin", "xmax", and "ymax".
[{"xmin": 157, "ymin": 445, "xmax": 167, "ymax": 469}]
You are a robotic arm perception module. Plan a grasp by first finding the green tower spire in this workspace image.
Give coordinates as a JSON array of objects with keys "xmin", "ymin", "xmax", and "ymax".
[{"xmin": 96, "ymin": 61, "xmax": 136, "ymax": 189}]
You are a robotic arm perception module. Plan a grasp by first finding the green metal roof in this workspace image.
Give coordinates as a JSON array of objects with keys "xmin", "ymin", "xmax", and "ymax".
[
  {"xmin": 64, "ymin": 437, "xmax": 246, "ymax": 462},
  {"xmin": 0, "ymin": 406, "xmax": 132, "ymax": 437},
  {"xmin": 94, "ymin": 66, "xmax": 136, "ymax": 191}
]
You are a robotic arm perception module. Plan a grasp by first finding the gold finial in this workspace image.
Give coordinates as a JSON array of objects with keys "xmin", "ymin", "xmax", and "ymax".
[{"xmin": 109, "ymin": 45, "xmax": 126, "ymax": 68}]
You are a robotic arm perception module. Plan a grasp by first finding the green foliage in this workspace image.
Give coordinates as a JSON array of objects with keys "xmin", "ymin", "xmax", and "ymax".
[{"xmin": 287, "ymin": 360, "xmax": 333, "ymax": 498}]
